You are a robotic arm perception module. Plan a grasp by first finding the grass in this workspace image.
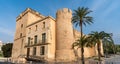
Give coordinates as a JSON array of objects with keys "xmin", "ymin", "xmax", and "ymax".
[{"xmin": 0, "ymin": 51, "xmax": 3, "ymax": 57}]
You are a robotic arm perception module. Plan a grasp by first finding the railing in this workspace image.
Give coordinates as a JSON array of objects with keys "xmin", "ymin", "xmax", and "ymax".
[
  {"xmin": 25, "ymin": 55, "xmax": 47, "ymax": 63},
  {"xmin": 28, "ymin": 55, "xmax": 45, "ymax": 60},
  {"xmin": 24, "ymin": 40, "xmax": 49, "ymax": 47}
]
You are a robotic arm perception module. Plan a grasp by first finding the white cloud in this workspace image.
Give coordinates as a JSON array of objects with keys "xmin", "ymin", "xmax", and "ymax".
[{"xmin": 0, "ymin": 27, "xmax": 14, "ymax": 36}]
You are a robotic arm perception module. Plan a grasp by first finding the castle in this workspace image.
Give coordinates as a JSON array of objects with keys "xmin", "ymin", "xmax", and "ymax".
[{"xmin": 12, "ymin": 8, "xmax": 103, "ymax": 62}]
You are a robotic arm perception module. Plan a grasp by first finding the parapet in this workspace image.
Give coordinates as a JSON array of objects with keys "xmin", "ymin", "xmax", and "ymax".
[{"xmin": 56, "ymin": 8, "xmax": 72, "ymax": 15}]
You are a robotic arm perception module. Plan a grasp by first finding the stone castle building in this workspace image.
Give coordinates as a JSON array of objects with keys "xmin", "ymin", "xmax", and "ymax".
[{"xmin": 12, "ymin": 8, "xmax": 103, "ymax": 62}]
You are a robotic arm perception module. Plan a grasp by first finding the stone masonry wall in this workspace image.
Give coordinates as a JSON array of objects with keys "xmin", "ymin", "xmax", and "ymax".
[{"xmin": 56, "ymin": 8, "xmax": 75, "ymax": 62}]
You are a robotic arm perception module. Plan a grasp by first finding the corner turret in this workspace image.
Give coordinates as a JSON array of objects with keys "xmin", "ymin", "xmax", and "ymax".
[{"xmin": 55, "ymin": 8, "xmax": 75, "ymax": 62}]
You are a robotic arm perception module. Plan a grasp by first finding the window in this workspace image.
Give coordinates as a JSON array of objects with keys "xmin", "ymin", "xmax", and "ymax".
[
  {"xmin": 40, "ymin": 46, "xmax": 45, "ymax": 55},
  {"xmin": 21, "ymin": 24, "xmax": 23, "ymax": 28},
  {"xmin": 20, "ymin": 33, "xmax": 22, "ymax": 38},
  {"xmin": 33, "ymin": 47, "xmax": 36, "ymax": 55},
  {"xmin": 43, "ymin": 22, "xmax": 45, "ymax": 28},
  {"xmin": 42, "ymin": 33, "xmax": 46, "ymax": 43},
  {"xmin": 35, "ymin": 25, "xmax": 37, "ymax": 31},
  {"xmin": 27, "ymin": 48, "xmax": 30, "ymax": 57},
  {"xmin": 28, "ymin": 37, "xmax": 31, "ymax": 45},
  {"xmin": 34, "ymin": 35, "xmax": 37, "ymax": 44},
  {"xmin": 21, "ymin": 39, "xmax": 24, "ymax": 49}
]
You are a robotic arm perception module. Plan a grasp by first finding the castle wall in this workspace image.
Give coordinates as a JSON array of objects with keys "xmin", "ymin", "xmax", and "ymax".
[
  {"xmin": 47, "ymin": 17, "xmax": 56, "ymax": 61},
  {"xmin": 56, "ymin": 8, "xmax": 75, "ymax": 62},
  {"xmin": 27, "ymin": 12, "xmax": 42, "ymax": 25},
  {"xmin": 14, "ymin": 14, "xmax": 28, "ymax": 39},
  {"xmin": 25, "ymin": 16, "xmax": 56, "ymax": 61},
  {"xmin": 26, "ymin": 18, "xmax": 49, "ymax": 57},
  {"xmin": 12, "ymin": 12, "xmax": 28, "ymax": 58},
  {"xmin": 73, "ymin": 30, "xmax": 104, "ymax": 58},
  {"xmin": 75, "ymin": 47, "xmax": 96, "ymax": 58},
  {"xmin": 12, "ymin": 8, "xmax": 44, "ymax": 59}
]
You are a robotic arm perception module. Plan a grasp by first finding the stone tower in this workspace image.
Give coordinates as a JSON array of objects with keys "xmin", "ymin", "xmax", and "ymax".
[
  {"xmin": 56, "ymin": 8, "xmax": 75, "ymax": 61},
  {"xmin": 12, "ymin": 9, "xmax": 28, "ymax": 58},
  {"xmin": 12, "ymin": 8, "xmax": 43, "ymax": 59}
]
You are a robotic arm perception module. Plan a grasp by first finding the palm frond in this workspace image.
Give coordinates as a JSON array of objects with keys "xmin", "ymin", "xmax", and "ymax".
[{"xmin": 72, "ymin": 7, "xmax": 93, "ymax": 27}]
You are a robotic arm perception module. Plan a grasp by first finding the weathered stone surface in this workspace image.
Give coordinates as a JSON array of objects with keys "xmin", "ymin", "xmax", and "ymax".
[{"xmin": 56, "ymin": 8, "xmax": 75, "ymax": 61}]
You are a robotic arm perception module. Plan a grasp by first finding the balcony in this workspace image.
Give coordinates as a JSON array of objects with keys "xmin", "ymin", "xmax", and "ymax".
[
  {"xmin": 24, "ymin": 40, "xmax": 49, "ymax": 47},
  {"xmin": 25, "ymin": 55, "xmax": 47, "ymax": 62}
]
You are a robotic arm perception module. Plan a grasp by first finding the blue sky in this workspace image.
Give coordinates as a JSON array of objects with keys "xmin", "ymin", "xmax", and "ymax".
[{"xmin": 0, "ymin": 0, "xmax": 120, "ymax": 44}]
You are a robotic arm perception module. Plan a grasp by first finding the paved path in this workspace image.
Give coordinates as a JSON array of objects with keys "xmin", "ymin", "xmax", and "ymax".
[
  {"xmin": 0, "ymin": 56, "xmax": 120, "ymax": 64},
  {"xmin": 104, "ymin": 55, "xmax": 120, "ymax": 64},
  {"xmin": 0, "ymin": 57, "xmax": 12, "ymax": 64}
]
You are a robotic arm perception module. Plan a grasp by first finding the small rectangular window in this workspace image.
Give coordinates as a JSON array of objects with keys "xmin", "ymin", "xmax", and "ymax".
[
  {"xmin": 33, "ymin": 47, "xmax": 36, "ymax": 55},
  {"xmin": 40, "ymin": 46, "xmax": 45, "ymax": 55},
  {"xmin": 34, "ymin": 35, "xmax": 37, "ymax": 44},
  {"xmin": 21, "ymin": 24, "xmax": 23, "ymax": 28},
  {"xmin": 35, "ymin": 25, "xmax": 37, "ymax": 31},
  {"xmin": 42, "ymin": 33, "xmax": 46, "ymax": 43},
  {"xmin": 20, "ymin": 33, "xmax": 22, "ymax": 38},
  {"xmin": 43, "ymin": 22, "xmax": 45, "ymax": 28},
  {"xmin": 28, "ymin": 37, "xmax": 31, "ymax": 45},
  {"xmin": 27, "ymin": 48, "xmax": 30, "ymax": 57}
]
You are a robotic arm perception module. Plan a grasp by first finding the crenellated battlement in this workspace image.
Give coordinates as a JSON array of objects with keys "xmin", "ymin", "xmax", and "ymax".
[{"xmin": 56, "ymin": 8, "xmax": 72, "ymax": 15}]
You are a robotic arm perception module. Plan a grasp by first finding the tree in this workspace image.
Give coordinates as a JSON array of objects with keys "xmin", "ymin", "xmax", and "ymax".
[
  {"xmin": 103, "ymin": 35, "xmax": 115, "ymax": 56},
  {"xmin": 72, "ymin": 35, "xmax": 93, "ymax": 59},
  {"xmin": 115, "ymin": 44, "xmax": 120, "ymax": 53},
  {"xmin": 88, "ymin": 31, "xmax": 113, "ymax": 63},
  {"xmin": 72, "ymin": 7, "xmax": 93, "ymax": 64},
  {"xmin": 2, "ymin": 43, "xmax": 13, "ymax": 57}
]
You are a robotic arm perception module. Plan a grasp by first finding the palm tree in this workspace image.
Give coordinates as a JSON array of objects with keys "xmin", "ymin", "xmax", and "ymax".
[
  {"xmin": 88, "ymin": 31, "xmax": 113, "ymax": 63},
  {"xmin": 102, "ymin": 33, "xmax": 115, "ymax": 57},
  {"xmin": 72, "ymin": 35, "xmax": 93, "ymax": 63},
  {"xmin": 72, "ymin": 7, "xmax": 93, "ymax": 64}
]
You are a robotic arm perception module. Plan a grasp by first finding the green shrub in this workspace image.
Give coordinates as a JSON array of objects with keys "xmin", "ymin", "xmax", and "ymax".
[{"xmin": 2, "ymin": 43, "xmax": 13, "ymax": 57}]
